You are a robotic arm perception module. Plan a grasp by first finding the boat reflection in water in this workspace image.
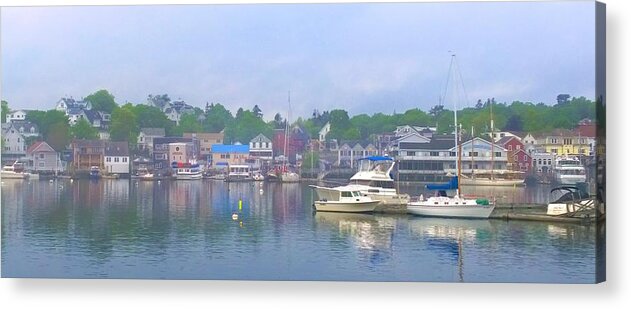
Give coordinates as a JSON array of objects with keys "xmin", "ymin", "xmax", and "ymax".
[
  {"xmin": 407, "ymin": 218, "xmax": 493, "ymax": 282},
  {"xmin": 314, "ymin": 212, "xmax": 396, "ymax": 265}
]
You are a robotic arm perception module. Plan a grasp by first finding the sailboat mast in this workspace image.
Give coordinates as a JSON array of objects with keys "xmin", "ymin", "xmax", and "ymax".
[
  {"xmin": 490, "ymin": 99, "xmax": 495, "ymax": 180},
  {"xmin": 284, "ymin": 90, "xmax": 290, "ymax": 168},
  {"xmin": 449, "ymin": 54, "xmax": 460, "ymax": 196},
  {"xmin": 471, "ymin": 126, "xmax": 474, "ymax": 179}
]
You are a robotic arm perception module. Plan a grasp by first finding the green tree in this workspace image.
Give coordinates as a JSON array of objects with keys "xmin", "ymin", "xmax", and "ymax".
[
  {"xmin": 1, "ymin": 100, "xmax": 9, "ymax": 123},
  {"xmin": 328, "ymin": 109, "xmax": 352, "ymax": 141},
  {"xmin": 173, "ymin": 113, "xmax": 203, "ymax": 135},
  {"xmin": 203, "ymin": 103, "xmax": 234, "ymax": 133},
  {"xmin": 71, "ymin": 118, "xmax": 99, "ymax": 140},
  {"xmin": 109, "ymin": 105, "xmax": 138, "ymax": 142},
  {"xmin": 26, "ymin": 110, "xmax": 71, "ymax": 151},
  {"xmin": 130, "ymin": 104, "xmax": 175, "ymax": 135},
  {"xmin": 85, "ymin": 89, "xmax": 118, "ymax": 114}
]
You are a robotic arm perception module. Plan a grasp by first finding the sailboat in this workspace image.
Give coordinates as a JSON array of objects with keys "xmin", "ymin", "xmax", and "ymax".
[
  {"xmin": 407, "ymin": 54, "xmax": 495, "ymax": 219},
  {"xmin": 459, "ymin": 99, "xmax": 525, "ymax": 187},
  {"xmin": 268, "ymin": 91, "xmax": 300, "ymax": 183}
]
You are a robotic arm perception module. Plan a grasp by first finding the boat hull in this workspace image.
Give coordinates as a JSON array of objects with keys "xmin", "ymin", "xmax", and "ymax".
[
  {"xmin": 1, "ymin": 172, "xmax": 28, "ymax": 179},
  {"xmin": 407, "ymin": 204, "xmax": 495, "ymax": 219},
  {"xmin": 312, "ymin": 185, "xmax": 408, "ymax": 205},
  {"xmin": 554, "ymin": 175, "xmax": 587, "ymax": 185},
  {"xmin": 176, "ymin": 173, "xmax": 203, "ymax": 180},
  {"xmin": 314, "ymin": 200, "xmax": 379, "ymax": 213},
  {"xmin": 460, "ymin": 178, "xmax": 524, "ymax": 187}
]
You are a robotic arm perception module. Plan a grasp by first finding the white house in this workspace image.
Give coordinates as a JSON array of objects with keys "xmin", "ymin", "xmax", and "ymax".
[
  {"xmin": 5, "ymin": 110, "xmax": 27, "ymax": 123},
  {"xmin": 161, "ymin": 99, "xmax": 195, "ymax": 125},
  {"xmin": 55, "ymin": 97, "xmax": 91, "ymax": 115},
  {"xmin": 104, "ymin": 141, "xmax": 130, "ymax": 175},
  {"xmin": 25, "ymin": 141, "xmax": 61, "ymax": 173},
  {"xmin": 318, "ymin": 122, "xmax": 331, "ymax": 142},
  {"xmin": 249, "ymin": 134, "xmax": 273, "ymax": 162},
  {"xmin": 2, "ymin": 123, "xmax": 27, "ymax": 154}
]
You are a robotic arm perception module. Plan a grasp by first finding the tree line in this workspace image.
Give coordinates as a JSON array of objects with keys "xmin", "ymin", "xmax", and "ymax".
[{"xmin": 1, "ymin": 90, "xmax": 596, "ymax": 152}]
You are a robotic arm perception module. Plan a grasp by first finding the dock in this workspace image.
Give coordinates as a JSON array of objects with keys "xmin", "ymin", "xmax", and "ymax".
[{"xmin": 375, "ymin": 202, "xmax": 603, "ymax": 224}]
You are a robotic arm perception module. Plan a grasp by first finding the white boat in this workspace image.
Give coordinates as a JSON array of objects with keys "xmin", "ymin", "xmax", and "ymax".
[
  {"xmin": 133, "ymin": 168, "xmax": 154, "ymax": 181},
  {"xmin": 407, "ymin": 54, "xmax": 495, "ymax": 219},
  {"xmin": 312, "ymin": 156, "xmax": 409, "ymax": 206},
  {"xmin": 1, "ymin": 163, "xmax": 29, "ymax": 179},
  {"xmin": 553, "ymin": 156, "xmax": 587, "ymax": 185},
  {"xmin": 172, "ymin": 162, "xmax": 203, "ymax": 180},
  {"xmin": 407, "ymin": 189, "xmax": 495, "ymax": 219},
  {"xmin": 312, "ymin": 187, "xmax": 380, "ymax": 213},
  {"xmin": 252, "ymin": 171, "xmax": 265, "ymax": 181},
  {"xmin": 546, "ymin": 186, "xmax": 596, "ymax": 216},
  {"xmin": 226, "ymin": 164, "xmax": 253, "ymax": 182}
]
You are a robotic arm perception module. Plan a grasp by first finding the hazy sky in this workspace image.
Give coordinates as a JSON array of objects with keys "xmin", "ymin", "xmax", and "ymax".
[{"xmin": 1, "ymin": 1, "xmax": 596, "ymax": 120}]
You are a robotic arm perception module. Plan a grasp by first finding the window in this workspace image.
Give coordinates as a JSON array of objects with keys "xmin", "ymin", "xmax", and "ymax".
[
  {"xmin": 430, "ymin": 151, "xmax": 439, "ymax": 156},
  {"xmin": 508, "ymin": 145, "xmax": 512, "ymax": 151},
  {"xmin": 123, "ymin": 157, "xmax": 127, "ymax": 163},
  {"xmin": 39, "ymin": 154, "xmax": 45, "ymax": 159},
  {"xmin": 106, "ymin": 157, "xmax": 112, "ymax": 162},
  {"xmin": 114, "ymin": 157, "xmax": 120, "ymax": 163},
  {"xmin": 341, "ymin": 192, "xmax": 352, "ymax": 198},
  {"xmin": 450, "ymin": 152, "xmax": 456, "ymax": 157},
  {"xmin": 517, "ymin": 145, "xmax": 521, "ymax": 150},
  {"xmin": 39, "ymin": 162, "xmax": 45, "ymax": 168},
  {"xmin": 407, "ymin": 151, "xmax": 415, "ymax": 156},
  {"xmin": 495, "ymin": 152, "xmax": 502, "ymax": 157},
  {"xmin": 551, "ymin": 149, "xmax": 558, "ymax": 154}
]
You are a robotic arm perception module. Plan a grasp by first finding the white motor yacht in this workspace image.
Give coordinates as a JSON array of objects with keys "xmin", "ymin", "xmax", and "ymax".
[
  {"xmin": 553, "ymin": 156, "xmax": 587, "ymax": 185},
  {"xmin": 312, "ymin": 187, "xmax": 380, "ymax": 213},
  {"xmin": 313, "ymin": 156, "xmax": 409, "ymax": 206}
]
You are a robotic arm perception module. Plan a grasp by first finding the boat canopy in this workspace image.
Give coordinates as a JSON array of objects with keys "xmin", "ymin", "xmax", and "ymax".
[
  {"xmin": 358, "ymin": 156, "xmax": 393, "ymax": 161},
  {"xmin": 426, "ymin": 176, "xmax": 458, "ymax": 190}
]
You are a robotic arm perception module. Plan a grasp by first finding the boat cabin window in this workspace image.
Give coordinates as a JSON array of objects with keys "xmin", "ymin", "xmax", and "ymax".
[
  {"xmin": 341, "ymin": 191, "xmax": 353, "ymax": 198},
  {"xmin": 352, "ymin": 191, "xmax": 362, "ymax": 197}
]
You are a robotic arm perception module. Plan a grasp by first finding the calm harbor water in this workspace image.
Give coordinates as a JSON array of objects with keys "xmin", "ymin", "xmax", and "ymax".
[{"xmin": 1, "ymin": 179, "xmax": 601, "ymax": 282}]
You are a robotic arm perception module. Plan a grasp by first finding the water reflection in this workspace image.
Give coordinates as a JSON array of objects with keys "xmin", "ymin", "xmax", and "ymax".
[
  {"xmin": 314, "ymin": 212, "xmax": 396, "ymax": 265},
  {"xmin": 1, "ymin": 179, "xmax": 600, "ymax": 282}
]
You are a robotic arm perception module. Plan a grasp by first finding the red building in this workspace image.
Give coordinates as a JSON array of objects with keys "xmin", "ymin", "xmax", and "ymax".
[
  {"xmin": 511, "ymin": 148, "xmax": 532, "ymax": 172},
  {"xmin": 497, "ymin": 136, "xmax": 525, "ymax": 171}
]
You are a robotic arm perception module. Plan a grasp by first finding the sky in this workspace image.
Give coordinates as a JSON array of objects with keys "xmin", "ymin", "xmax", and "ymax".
[{"xmin": 1, "ymin": 1, "xmax": 596, "ymax": 121}]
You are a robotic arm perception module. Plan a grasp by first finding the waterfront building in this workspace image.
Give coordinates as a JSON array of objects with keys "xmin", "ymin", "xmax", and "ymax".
[
  {"xmin": 538, "ymin": 129, "xmax": 591, "ymax": 156},
  {"xmin": 574, "ymin": 119, "xmax": 596, "ymax": 155},
  {"xmin": 25, "ymin": 141, "xmax": 61, "ymax": 173},
  {"xmin": 71, "ymin": 139, "xmax": 106, "ymax": 172},
  {"xmin": 138, "ymin": 128, "xmax": 166, "ymax": 154},
  {"xmin": 249, "ymin": 134, "xmax": 273, "ymax": 165},
  {"xmin": 153, "ymin": 137, "xmax": 199, "ymax": 175},
  {"xmin": 183, "ymin": 132, "xmax": 224, "ymax": 162},
  {"xmin": 394, "ymin": 135, "xmax": 508, "ymax": 182},
  {"xmin": 531, "ymin": 151, "xmax": 555, "ymax": 173},
  {"xmin": 511, "ymin": 148, "xmax": 533, "ymax": 172},
  {"xmin": 210, "ymin": 144, "xmax": 250, "ymax": 169},
  {"xmin": 497, "ymin": 136, "xmax": 525, "ymax": 171},
  {"xmin": 1, "ymin": 121, "xmax": 39, "ymax": 165},
  {"xmin": 162, "ymin": 99, "xmax": 195, "ymax": 125},
  {"xmin": 104, "ymin": 141, "xmax": 130, "ymax": 175}
]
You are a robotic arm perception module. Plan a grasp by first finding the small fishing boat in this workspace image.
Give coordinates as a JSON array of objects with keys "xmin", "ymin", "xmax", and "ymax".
[
  {"xmin": 133, "ymin": 167, "xmax": 154, "ymax": 181},
  {"xmin": 312, "ymin": 186, "xmax": 380, "ymax": 213},
  {"xmin": 252, "ymin": 171, "xmax": 265, "ymax": 181}
]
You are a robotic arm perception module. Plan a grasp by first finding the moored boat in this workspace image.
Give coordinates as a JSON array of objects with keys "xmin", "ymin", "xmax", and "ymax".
[
  {"xmin": 312, "ymin": 186, "xmax": 380, "ymax": 213},
  {"xmin": 89, "ymin": 166, "xmax": 101, "ymax": 179},
  {"xmin": 226, "ymin": 164, "xmax": 253, "ymax": 182},
  {"xmin": 172, "ymin": 162, "xmax": 203, "ymax": 180},
  {"xmin": 553, "ymin": 156, "xmax": 587, "ymax": 185},
  {"xmin": 1, "ymin": 162, "xmax": 29, "ymax": 179}
]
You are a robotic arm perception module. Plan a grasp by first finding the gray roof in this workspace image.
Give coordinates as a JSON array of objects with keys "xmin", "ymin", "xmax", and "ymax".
[
  {"xmin": 399, "ymin": 135, "xmax": 455, "ymax": 150},
  {"xmin": 140, "ymin": 127, "xmax": 166, "ymax": 136},
  {"xmin": 82, "ymin": 109, "xmax": 102, "ymax": 123},
  {"xmin": 250, "ymin": 133, "xmax": 271, "ymax": 143},
  {"xmin": 4, "ymin": 120, "xmax": 39, "ymax": 133},
  {"xmin": 105, "ymin": 141, "xmax": 130, "ymax": 156}
]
